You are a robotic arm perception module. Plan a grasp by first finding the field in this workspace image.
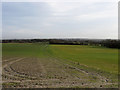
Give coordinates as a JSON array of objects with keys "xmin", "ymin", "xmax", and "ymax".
[{"xmin": 2, "ymin": 43, "xmax": 118, "ymax": 88}]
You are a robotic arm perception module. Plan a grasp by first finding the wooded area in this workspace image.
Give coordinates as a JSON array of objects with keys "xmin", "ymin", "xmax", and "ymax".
[{"xmin": 2, "ymin": 39, "xmax": 120, "ymax": 48}]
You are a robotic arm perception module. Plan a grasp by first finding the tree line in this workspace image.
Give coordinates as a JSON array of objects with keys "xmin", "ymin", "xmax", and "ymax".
[{"xmin": 2, "ymin": 39, "xmax": 120, "ymax": 49}]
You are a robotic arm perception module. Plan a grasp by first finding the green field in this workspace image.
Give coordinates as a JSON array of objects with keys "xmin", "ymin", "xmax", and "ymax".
[
  {"xmin": 2, "ymin": 43, "xmax": 118, "ymax": 88},
  {"xmin": 2, "ymin": 43, "xmax": 118, "ymax": 74}
]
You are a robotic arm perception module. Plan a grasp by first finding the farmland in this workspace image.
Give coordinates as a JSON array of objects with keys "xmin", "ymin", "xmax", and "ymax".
[{"xmin": 2, "ymin": 43, "xmax": 118, "ymax": 88}]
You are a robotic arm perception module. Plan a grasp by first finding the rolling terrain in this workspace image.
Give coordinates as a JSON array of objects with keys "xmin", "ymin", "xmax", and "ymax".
[{"xmin": 2, "ymin": 43, "xmax": 118, "ymax": 88}]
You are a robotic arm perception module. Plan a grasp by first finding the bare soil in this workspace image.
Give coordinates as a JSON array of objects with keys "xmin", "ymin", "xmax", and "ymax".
[{"xmin": 2, "ymin": 57, "xmax": 118, "ymax": 88}]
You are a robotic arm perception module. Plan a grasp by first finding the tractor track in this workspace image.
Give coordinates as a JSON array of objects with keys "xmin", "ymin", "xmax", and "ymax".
[{"xmin": 2, "ymin": 57, "xmax": 118, "ymax": 88}]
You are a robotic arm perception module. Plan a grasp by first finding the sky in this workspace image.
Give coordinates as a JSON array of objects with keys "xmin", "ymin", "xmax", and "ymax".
[{"xmin": 2, "ymin": 1, "xmax": 118, "ymax": 39}]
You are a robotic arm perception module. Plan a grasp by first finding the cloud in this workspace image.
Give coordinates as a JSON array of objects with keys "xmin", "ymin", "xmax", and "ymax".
[
  {"xmin": 2, "ymin": 2, "xmax": 118, "ymax": 39},
  {"xmin": 1, "ymin": 0, "xmax": 119, "ymax": 2},
  {"xmin": 74, "ymin": 10, "xmax": 117, "ymax": 22}
]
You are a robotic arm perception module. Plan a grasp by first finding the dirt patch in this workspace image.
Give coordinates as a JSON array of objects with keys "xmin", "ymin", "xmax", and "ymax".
[{"xmin": 2, "ymin": 57, "xmax": 118, "ymax": 88}]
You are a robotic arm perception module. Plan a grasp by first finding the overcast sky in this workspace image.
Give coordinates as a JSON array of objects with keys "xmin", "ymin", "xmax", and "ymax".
[{"xmin": 2, "ymin": 1, "xmax": 118, "ymax": 39}]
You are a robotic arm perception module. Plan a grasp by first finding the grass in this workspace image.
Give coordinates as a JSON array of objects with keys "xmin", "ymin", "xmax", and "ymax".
[
  {"xmin": 50, "ymin": 45, "xmax": 118, "ymax": 74},
  {"xmin": 2, "ymin": 43, "xmax": 118, "ymax": 75},
  {"xmin": 2, "ymin": 43, "xmax": 49, "ymax": 58}
]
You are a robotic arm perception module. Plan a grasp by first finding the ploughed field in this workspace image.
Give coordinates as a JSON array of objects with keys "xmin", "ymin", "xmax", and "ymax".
[{"xmin": 2, "ymin": 43, "xmax": 118, "ymax": 88}]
